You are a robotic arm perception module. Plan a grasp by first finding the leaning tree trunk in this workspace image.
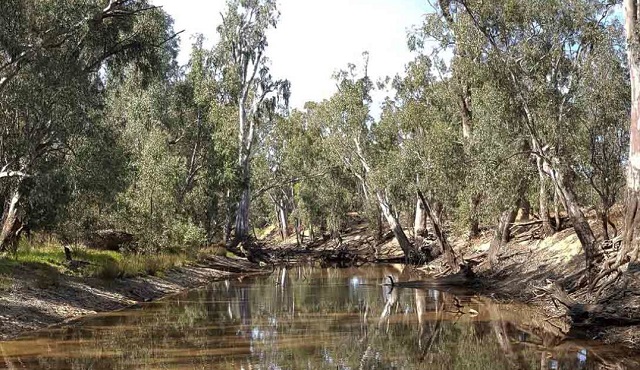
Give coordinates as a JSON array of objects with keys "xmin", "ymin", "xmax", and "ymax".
[
  {"xmin": 0, "ymin": 185, "xmax": 21, "ymax": 252},
  {"xmin": 417, "ymin": 190, "xmax": 464, "ymax": 272},
  {"xmin": 536, "ymin": 163, "xmax": 555, "ymax": 237},
  {"xmin": 488, "ymin": 208, "xmax": 517, "ymax": 267},
  {"xmin": 552, "ymin": 168, "xmax": 599, "ymax": 280},
  {"xmin": 272, "ymin": 196, "xmax": 288, "ymax": 240},
  {"xmin": 376, "ymin": 190, "xmax": 417, "ymax": 262}
]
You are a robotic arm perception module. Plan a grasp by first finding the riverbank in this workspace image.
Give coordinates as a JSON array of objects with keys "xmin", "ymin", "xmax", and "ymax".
[
  {"xmin": 2, "ymin": 212, "xmax": 639, "ymax": 350},
  {"xmin": 423, "ymin": 218, "xmax": 640, "ymax": 349},
  {"xmin": 0, "ymin": 248, "xmax": 266, "ymax": 340},
  {"xmin": 260, "ymin": 211, "xmax": 640, "ymax": 349}
]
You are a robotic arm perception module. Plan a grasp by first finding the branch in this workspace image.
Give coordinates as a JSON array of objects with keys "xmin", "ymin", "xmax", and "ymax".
[
  {"xmin": 252, "ymin": 170, "xmax": 332, "ymax": 198},
  {"xmin": 0, "ymin": 170, "xmax": 30, "ymax": 179}
]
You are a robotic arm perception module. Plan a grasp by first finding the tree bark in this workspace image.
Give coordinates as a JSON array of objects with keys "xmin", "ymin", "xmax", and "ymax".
[
  {"xmin": 417, "ymin": 190, "xmax": 463, "ymax": 272},
  {"xmin": 235, "ymin": 184, "xmax": 250, "ymax": 243},
  {"xmin": 223, "ymin": 190, "xmax": 234, "ymax": 244},
  {"xmin": 554, "ymin": 188, "xmax": 562, "ymax": 231},
  {"xmin": 518, "ymin": 197, "xmax": 531, "ymax": 221},
  {"xmin": 0, "ymin": 186, "xmax": 21, "ymax": 252},
  {"xmin": 615, "ymin": 0, "xmax": 640, "ymax": 270},
  {"xmin": 414, "ymin": 196, "xmax": 427, "ymax": 243},
  {"xmin": 536, "ymin": 160, "xmax": 555, "ymax": 237},
  {"xmin": 376, "ymin": 190, "xmax": 417, "ymax": 262},
  {"xmin": 553, "ymin": 167, "xmax": 599, "ymax": 280},
  {"xmin": 279, "ymin": 204, "xmax": 288, "ymax": 240},
  {"xmin": 488, "ymin": 208, "xmax": 517, "ymax": 267}
]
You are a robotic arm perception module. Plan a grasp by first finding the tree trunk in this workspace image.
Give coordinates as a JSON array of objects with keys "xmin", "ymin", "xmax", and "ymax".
[
  {"xmin": 234, "ymin": 155, "xmax": 251, "ymax": 244},
  {"xmin": 468, "ymin": 194, "xmax": 481, "ymax": 239},
  {"xmin": 414, "ymin": 196, "xmax": 426, "ymax": 241},
  {"xmin": 223, "ymin": 190, "xmax": 234, "ymax": 244},
  {"xmin": 376, "ymin": 209, "xmax": 384, "ymax": 241},
  {"xmin": 294, "ymin": 217, "xmax": 301, "ymax": 247},
  {"xmin": 553, "ymin": 168, "xmax": 599, "ymax": 280},
  {"xmin": 278, "ymin": 201, "xmax": 288, "ymax": 240},
  {"xmin": 0, "ymin": 186, "xmax": 21, "ymax": 252},
  {"xmin": 235, "ymin": 185, "xmax": 250, "ymax": 243},
  {"xmin": 536, "ymin": 163, "xmax": 555, "ymax": 237},
  {"xmin": 599, "ymin": 208, "xmax": 610, "ymax": 240},
  {"xmin": 376, "ymin": 190, "xmax": 417, "ymax": 262},
  {"xmin": 417, "ymin": 190, "xmax": 463, "ymax": 272},
  {"xmin": 488, "ymin": 208, "xmax": 517, "ymax": 267},
  {"xmin": 616, "ymin": 0, "xmax": 640, "ymax": 270},
  {"xmin": 518, "ymin": 197, "xmax": 531, "ymax": 221},
  {"xmin": 554, "ymin": 188, "xmax": 562, "ymax": 231}
]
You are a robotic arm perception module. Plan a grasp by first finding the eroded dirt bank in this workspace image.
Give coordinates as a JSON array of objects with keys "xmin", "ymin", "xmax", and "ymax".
[
  {"xmin": 2, "ymin": 214, "xmax": 639, "ymax": 352},
  {"xmin": 254, "ymin": 214, "xmax": 640, "ymax": 350},
  {"xmin": 0, "ymin": 256, "xmax": 265, "ymax": 340}
]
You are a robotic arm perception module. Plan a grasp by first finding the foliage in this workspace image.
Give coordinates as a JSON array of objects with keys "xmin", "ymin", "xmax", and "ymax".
[{"xmin": 0, "ymin": 0, "xmax": 631, "ymax": 266}]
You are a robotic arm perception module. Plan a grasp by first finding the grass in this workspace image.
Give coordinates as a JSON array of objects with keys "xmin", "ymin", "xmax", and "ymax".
[
  {"xmin": 0, "ymin": 235, "xmax": 191, "ymax": 282},
  {"xmin": 90, "ymin": 253, "xmax": 188, "ymax": 279}
]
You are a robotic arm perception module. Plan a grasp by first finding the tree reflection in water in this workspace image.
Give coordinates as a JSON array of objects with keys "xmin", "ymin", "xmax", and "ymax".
[{"xmin": 0, "ymin": 265, "xmax": 638, "ymax": 369}]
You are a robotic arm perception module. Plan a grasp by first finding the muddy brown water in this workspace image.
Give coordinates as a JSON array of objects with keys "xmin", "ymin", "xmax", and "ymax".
[{"xmin": 1, "ymin": 265, "xmax": 639, "ymax": 369}]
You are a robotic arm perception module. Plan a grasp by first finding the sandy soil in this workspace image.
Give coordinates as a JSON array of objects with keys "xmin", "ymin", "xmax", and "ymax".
[{"xmin": 0, "ymin": 256, "xmax": 265, "ymax": 340}]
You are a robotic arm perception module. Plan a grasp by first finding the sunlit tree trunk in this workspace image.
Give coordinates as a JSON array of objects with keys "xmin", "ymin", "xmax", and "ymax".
[
  {"xmin": 536, "ymin": 162, "xmax": 555, "ymax": 237},
  {"xmin": 278, "ymin": 204, "xmax": 288, "ymax": 240},
  {"xmin": 0, "ymin": 185, "xmax": 21, "ymax": 252},
  {"xmin": 377, "ymin": 190, "xmax": 417, "ymax": 261},
  {"xmin": 619, "ymin": 0, "xmax": 640, "ymax": 266},
  {"xmin": 414, "ymin": 196, "xmax": 427, "ymax": 245}
]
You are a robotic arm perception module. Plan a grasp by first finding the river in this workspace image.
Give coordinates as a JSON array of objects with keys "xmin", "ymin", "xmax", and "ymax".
[{"xmin": 0, "ymin": 265, "xmax": 638, "ymax": 369}]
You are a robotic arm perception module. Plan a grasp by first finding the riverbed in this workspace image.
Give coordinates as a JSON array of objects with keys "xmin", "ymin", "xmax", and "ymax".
[{"xmin": 1, "ymin": 265, "xmax": 638, "ymax": 369}]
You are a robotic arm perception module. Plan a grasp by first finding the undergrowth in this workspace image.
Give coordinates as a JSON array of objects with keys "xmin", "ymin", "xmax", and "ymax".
[{"xmin": 0, "ymin": 235, "xmax": 192, "ymax": 282}]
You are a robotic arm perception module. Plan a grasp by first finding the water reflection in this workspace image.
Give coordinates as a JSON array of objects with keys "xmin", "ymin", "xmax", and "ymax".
[{"xmin": 0, "ymin": 265, "xmax": 638, "ymax": 369}]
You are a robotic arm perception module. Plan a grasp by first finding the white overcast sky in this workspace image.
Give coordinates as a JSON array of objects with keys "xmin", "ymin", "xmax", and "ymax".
[{"xmin": 152, "ymin": 0, "xmax": 433, "ymax": 112}]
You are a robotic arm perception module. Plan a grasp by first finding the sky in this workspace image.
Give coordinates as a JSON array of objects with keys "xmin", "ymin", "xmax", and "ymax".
[{"xmin": 151, "ymin": 0, "xmax": 432, "ymax": 112}]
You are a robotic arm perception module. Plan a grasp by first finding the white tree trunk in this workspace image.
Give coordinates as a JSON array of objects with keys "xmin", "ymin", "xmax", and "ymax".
[
  {"xmin": 414, "ymin": 196, "xmax": 426, "ymax": 238},
  {"xmin": 278, "ymin": 202, "xmax": 288, "ymax": 239},
  {"xmin": 0, "ymin": 187, "xmax": 21, "ymax": 251},
  {"xmin": 376, "ymin": 190, "xmax": 416, "ymax": 261}
]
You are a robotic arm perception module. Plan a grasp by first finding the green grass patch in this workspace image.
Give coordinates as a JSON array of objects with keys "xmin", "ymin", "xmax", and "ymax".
[
  {"xmin": 91, "ymin": 253, "xmax": 188, "ymax": 279},
  {"xmin": 0, "ymin": 236, "xmax": 190, "ymax": 282}
]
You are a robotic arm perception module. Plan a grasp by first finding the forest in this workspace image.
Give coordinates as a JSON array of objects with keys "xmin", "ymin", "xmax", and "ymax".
[{"xmin": 1, "ymin": 0, "xmax": 640, "ymax": 294}]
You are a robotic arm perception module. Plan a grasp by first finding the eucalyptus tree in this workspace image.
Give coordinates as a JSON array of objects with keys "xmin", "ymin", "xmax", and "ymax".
[
  {"xmin": 429, "ymin": 0, "xmax": 622, "ymax": 278},
  {"xmin": 598, "ymin": 0, "xmax": 640, "ymax": 286},
  {"xmin": 318, "ymin": 60, "xmax": 421, "ymax": 261},
  {"xmin": 214, "ymin": 0, "xmax": 290, "ymax": 246},
  {"xmin": 573, "ymin": 30, "xmax": 629, "ymax": 241},
  {"xmin": 419, "ymin": 0, "xmax": 485, "ymax": 238},
  {"xmin": 0, "ymin": 0, "xmax": 177, "ymax": 250},
  {"xmin": 391, "ymin": 54, "xmax": 467, "ymax": 270}
]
